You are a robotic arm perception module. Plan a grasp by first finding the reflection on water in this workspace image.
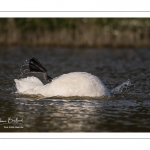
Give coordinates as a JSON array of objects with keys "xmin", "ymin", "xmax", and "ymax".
[{"xmin": 0, "ymin": 47, "xmax": 150, "ymax": 132}]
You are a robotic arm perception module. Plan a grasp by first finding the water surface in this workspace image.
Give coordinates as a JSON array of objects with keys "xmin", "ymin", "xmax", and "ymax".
[{"xmin": 0, "ymin": 47, "xmax": 150, "ymax": 132}]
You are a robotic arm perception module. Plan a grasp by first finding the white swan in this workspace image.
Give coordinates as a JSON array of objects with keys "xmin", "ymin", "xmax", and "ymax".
[{"xmin": 14, "ymin": 58, "xmax": 110, "ymax": 97}]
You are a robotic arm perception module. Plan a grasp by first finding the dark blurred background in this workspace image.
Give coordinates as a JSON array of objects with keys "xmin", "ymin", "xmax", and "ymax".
[{"xmin": 0, "ymin": 18, "xmax": 150, "ymax": 48}]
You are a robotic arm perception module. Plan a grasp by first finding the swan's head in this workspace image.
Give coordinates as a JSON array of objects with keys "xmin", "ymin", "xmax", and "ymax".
[{"xmin": 29, "ymin": 58, "xmax": 53, "ymax": 83}]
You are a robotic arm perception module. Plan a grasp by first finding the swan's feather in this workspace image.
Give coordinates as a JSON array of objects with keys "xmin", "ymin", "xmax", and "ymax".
[{"xmin": 14, "ymin": 72, "xmax": 110, "ymax": 97}]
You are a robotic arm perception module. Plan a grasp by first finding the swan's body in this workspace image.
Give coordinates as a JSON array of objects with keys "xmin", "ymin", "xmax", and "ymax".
[{"xmin": 14, "ymin": 72, "xmax": 110, "ymax": 97}]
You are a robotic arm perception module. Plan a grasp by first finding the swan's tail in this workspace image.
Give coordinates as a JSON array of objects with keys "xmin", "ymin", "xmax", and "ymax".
[
  {"xmin": 29, "ymin": 58, "xmax": 53, "ymax": 82},
  {"xmin": 14, "ymin": 76, "xmax": 44, "ymax": 94}
]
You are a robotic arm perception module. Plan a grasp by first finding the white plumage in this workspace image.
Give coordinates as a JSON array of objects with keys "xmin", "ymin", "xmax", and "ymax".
[{"xmin": 14, "ymin": 72, "xmax": 110, "ymax": 97}]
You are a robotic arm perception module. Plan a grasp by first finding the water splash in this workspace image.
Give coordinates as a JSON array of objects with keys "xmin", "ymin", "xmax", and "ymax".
[
  {"xmin": 111, "ymin": 79, "xmax": 134, "ymax": 95},
  {"xmin": 19, "ymin": 59, "xmax": 30, "ymax": 78}
]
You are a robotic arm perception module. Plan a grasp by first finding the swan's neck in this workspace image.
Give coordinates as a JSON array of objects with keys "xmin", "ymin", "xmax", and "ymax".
[{"xmin": 43, "ymin": 72, "xmax": 53, "ymax": 82}]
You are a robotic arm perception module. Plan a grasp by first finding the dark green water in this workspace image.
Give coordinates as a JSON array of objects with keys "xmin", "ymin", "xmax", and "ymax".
[{"xmin": 0, "ymin": 47, "xmax": 150, "ymax": 132}]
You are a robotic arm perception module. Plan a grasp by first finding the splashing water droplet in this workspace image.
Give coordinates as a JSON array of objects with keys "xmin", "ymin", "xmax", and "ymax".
[
  {"xmin": 111, "ymin": 79, "xmax": 134, "ymax": 95},
  {"xmin": 19, "ymin": 59, "xmax": 30, "ymax": 78}
]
